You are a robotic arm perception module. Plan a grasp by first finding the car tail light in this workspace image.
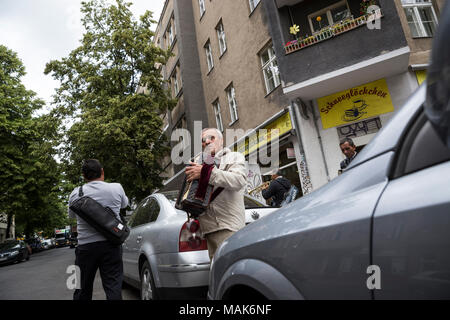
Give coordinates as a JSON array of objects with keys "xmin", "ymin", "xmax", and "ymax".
[{"xmin": 179, "ymin": 219, "xmax": 207, "ymax": 252}]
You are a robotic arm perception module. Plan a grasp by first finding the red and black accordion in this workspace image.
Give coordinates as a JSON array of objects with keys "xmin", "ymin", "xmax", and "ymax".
[
  {"xmin": 175, "ymin": 159, "xmax": 223, "ymax": 218},
  {"xmin": 175, "ymin": 178, "xmax": 215, "ymax": 217}
]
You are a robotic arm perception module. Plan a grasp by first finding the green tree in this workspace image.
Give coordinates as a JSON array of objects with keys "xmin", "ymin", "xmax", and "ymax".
[
  {"xmin": 45, "ymin": 0, "xmax": 176, "ymax": 204},
  {"xmin": 0, "ymin": 45, "xmax": 63, "ymax": 238}
]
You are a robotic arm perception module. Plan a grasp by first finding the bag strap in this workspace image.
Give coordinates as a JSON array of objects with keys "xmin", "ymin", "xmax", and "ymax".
[{"xmin": 78, "ymin": 185, "xmax": 84, "ymax": 197}]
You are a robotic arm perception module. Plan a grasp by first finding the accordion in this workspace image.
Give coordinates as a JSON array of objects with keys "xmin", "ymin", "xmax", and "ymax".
[
  {"xmin": 175, "ymin": 157, "xmax": 224, "ymax": 218},
  {"xmin": 175, "ymin": 177, "xmax": 215, "ymax": 218}
]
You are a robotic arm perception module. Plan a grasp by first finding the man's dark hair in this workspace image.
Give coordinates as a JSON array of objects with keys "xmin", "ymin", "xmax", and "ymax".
[
  {"xmin": 339, "ymin": 137, "xmax": 355, "ymax": 147},
  {"xmin": 81, "ymin": 159, "xmax": 103, "ymax": 181}
]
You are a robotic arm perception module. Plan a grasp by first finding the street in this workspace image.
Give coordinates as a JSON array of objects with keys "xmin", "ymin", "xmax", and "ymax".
[{"xmin": 0, "ymin": 246, "xmax": 140, "ymax": 300}]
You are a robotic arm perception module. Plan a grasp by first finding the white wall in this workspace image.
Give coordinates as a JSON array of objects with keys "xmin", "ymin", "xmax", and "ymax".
[{"xmin": 299, "ymin": 71, "xmax": 420, "ymax": 185}]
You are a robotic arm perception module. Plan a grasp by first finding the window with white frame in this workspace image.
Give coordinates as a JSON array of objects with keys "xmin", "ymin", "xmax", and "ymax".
[
  {"xmin": 226, "ymin": 85, "xmax": 238, "ymax": 124},
  {"xmin": 167, "ymin": 21, "xmax": 174, "ymax": 46},
  {"xmin": 204, "ymin": 40, "xmax": 214, "ymax": 72},
  {"xmin": 249, "ymin": 0, "xmax": 261, "ymax": 12},
  {"xmin": 401, "ymin": 0, "xmax": 438, "ymax": 38},
  {"xmin": 199, "ymin": 0, "xmax": 206, "ymax": 17},
  {"xmin": 170, "ymin": 64, "xmax": 181, "ymax": 97},
  {"xmin": 216, "ymin": 20, "xmax": 227, "ymax": 56},
  {"xmin": 308, "ymin": 1, "xmax": 351, "ymax": 34},
  {"xmin": 213, "ymin": 100, "xmax": 224, "ymax": 132},
  {"xmin": 260, "ymin": 45, "xmax": 281, "ymax": 94}
]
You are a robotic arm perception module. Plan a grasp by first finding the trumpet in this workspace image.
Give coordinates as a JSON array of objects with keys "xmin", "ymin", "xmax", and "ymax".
[{"xmin": 248, "ymin": 181, "xmax": 270, "ymax": 195}]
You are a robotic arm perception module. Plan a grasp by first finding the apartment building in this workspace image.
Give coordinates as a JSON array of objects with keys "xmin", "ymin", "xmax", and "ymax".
[
  {"xmin": 261, "ymin": 0, "xmax": 445, "ymax": 190},
  {"xmin": 155, "ymin": 0, "xmax": 444, "ymax": 200},
  {"xmin": 153, "ymin": 0, "xmax": 210, "ymax": 188},
  {"xmin": 191, "ymin": 0, "xmax": 309, "ymax": 199}
]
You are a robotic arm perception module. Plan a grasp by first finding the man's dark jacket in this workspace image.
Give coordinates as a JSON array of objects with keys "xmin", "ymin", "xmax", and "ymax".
[{"xmin": 262, "ymin": 177, "xmax": 291, "ymax": 207}]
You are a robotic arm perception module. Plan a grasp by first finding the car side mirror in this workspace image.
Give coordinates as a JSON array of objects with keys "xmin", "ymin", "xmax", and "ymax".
[{"xmin": 425, "ymin": 1, "xmax": 450, "ymax": 148}]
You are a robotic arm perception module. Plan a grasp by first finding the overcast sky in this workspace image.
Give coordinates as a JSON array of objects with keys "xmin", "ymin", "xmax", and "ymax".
[{"xmin": 0, "ymin": 0, "xmax": 165, "ymax": 108}]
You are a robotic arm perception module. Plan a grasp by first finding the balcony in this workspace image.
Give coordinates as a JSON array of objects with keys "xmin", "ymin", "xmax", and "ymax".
[{"xmin": 285, "ymin": 8, "xmax": 383, "ymax": 54}]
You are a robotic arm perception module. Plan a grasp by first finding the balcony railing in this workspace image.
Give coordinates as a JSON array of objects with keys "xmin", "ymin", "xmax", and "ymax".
[{"xmin": 284, "ymin": 9, "xmax": 383, "ymax": 55}]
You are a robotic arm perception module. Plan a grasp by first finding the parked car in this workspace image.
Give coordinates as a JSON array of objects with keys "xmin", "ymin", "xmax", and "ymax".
[
  {"xmin": 69, "ymin": 232, "xmax": 78, "ymax": 249},
  {"xmin": 208, "ymin": 6, "xmax": 450, "ymax": 300},
  {"xmin": 42, "ymin": 239, "xmax": 54, "ymax": 250},
  {"xmin": 122, "ymin": 192, "xmax": 277, "ymax": 300},
  {"xmin": 25, "ymin": 237, "xmax": 43, "ymax": 253},
  {"xmin": 0, "ymin": 240, "xmax": 30, "ymax": 266}
]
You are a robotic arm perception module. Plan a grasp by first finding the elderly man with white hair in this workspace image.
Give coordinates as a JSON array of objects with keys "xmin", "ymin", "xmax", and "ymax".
[{"xmin": 185, "ymin": 128, "xmax": 247, "ymax": 260}]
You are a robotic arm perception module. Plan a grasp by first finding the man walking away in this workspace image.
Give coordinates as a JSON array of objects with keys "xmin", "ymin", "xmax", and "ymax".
[
  {"xmin": 68, "ymin": 159, "xmax": 129, "ymax": 300},
  {"xmin": 261, "ymin": 169, "xmax": 291, "ymax": 207}
]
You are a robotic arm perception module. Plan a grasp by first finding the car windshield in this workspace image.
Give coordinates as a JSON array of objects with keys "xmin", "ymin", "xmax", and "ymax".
[{"xmin": 0, "ymin": 241, "xmax": 19, "ymax": 250}]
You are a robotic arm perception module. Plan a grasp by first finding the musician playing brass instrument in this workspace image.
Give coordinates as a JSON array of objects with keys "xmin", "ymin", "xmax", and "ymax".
[{"xmin": 185, "ymin": 128, "xmax": 247, "ymax": 261}]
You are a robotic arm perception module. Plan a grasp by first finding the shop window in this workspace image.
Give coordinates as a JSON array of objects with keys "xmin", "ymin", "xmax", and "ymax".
[
  {"xmin": 308, "ymin": 1, "xmax": 351, "ymax": 34},
  {"xmin": 401, "ymin": 0, "xmax": 438, "ymax": 38}
]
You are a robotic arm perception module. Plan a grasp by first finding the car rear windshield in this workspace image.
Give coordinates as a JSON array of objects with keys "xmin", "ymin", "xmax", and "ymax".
[{"xmin": 161, "ymin": 190, "xmax": 267, "ymax": 209}]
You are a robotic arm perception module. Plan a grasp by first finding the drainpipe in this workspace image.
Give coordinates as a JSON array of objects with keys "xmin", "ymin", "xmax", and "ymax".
[
  {"xmin": 294, "ymin": 98, "xmax": 331, "ymax": 183},
  {"xmin": 308, "ymin": 99, "xmax": 331, "ymax": 182}
]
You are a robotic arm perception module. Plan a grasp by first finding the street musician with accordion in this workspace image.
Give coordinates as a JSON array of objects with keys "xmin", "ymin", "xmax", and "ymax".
[{"xmin": 179, "ymin": 128, "xmax": 247, "ymax": 261}]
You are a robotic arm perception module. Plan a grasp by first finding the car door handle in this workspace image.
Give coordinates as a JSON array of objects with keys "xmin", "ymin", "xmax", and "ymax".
[{"xmin": 136, "ymin": 236, "xmax": 142, "ymax": 243}]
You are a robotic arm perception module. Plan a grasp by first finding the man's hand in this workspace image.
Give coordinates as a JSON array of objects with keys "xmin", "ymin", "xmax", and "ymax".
[{"xmin": 185, "ymin": 162, "xmax": 203, "ymax": 182}]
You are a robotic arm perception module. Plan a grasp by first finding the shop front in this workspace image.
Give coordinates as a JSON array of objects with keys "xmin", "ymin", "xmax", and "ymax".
[{"xmin": 231, "ymin": 107, "xmax": 312, "ymax": 204}]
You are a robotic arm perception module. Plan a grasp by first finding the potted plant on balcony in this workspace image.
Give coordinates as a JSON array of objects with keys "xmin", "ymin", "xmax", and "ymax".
[{"xmin": 360, "ymin": 0, "xmax": 377, "ymax": 16}]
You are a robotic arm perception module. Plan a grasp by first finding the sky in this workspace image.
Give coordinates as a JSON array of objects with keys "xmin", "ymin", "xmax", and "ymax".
[{"xmin": 0, "ymin": 0, "xmax": 165, "ymax": 108}]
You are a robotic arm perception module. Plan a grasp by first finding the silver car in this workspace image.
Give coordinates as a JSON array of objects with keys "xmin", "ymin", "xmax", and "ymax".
[
  {"xmin": 208, "ymin": 6, "xmax": 450, "ymax": 300},
  {"xmin": 122, "ymin": 192, "xmax": 277, "ymax": 300}
]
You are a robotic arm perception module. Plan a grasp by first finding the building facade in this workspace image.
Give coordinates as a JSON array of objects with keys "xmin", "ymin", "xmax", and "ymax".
[
  {"xmin": 0, "ymin": 214, "xmax": 15, "ymax": 243},
  {"xmin": 261, "ymin": 0, "xmax": 444, "ymax": 190},
  {"xmin": 155, "ymin": 0, "xmax": 443, "ymax": 201},
  {"xmin": 152, "ymin": 0, "xmax": 211, "ymax": 186}
]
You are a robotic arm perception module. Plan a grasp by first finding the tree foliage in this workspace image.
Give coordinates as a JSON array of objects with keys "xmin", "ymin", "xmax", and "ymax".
[
  {"xmin": 45, "ymin": 0, "xmax": 176, "ymax": 204},
  {"xmin": 0, "ymin": 45, "xmax": 64, "ymax": 238}
]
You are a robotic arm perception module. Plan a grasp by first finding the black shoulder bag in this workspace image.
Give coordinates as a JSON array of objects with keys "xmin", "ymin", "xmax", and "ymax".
[{"xmin": 69, "ymin": 185, "xmax": 130, "ymax": 245}]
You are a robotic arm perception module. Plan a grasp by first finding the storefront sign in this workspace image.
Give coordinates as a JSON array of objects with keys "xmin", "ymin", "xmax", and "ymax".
[
  {"xmin": 416, "ymin": 70, "xmax": 427, "ymax": 85},
  {"xmin": 234, "ymin": 112, "xmax": 293, "ymax": 156},
  {"xmin": 317, "ymin": 79, "xmax": 394, "ymax": 129}
]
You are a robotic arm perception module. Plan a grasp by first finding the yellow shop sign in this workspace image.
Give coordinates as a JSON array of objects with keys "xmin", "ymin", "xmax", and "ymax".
[
  {"xmin": 234, "ymin": 111, "xmax": 293, "ymax": 156},
  {"xmin": 317, "ymin": 79, "xmax": 394, "ymax": 129}
]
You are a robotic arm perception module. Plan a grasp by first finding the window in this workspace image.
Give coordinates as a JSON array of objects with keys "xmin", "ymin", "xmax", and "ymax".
[
  {"xmin": 216, "ymin": 20, "xmax": 227, "ymax": 56},
  {"xmin": 308, "ymin": 1, "xmax": 351, "ymax": 33},
  {"xmin": 213, "ymin": 100, "xmax": 224, "ymax": 132},
  {"xmin": 199, "ymin": 0, "xmax": 206, "ymax": 17},
  {"xmin": 170, "ymin": 64, "xmax": 181, "ymax": 97},
  {"xmin": 226, "ymin": 85, "xmax": 238, "ymax": 124},
  {"xmin": 147, "ymin": 199, "xmax": 160, "ymax": 223},
  {"xmin": 204, "ymin": 40, "xmax": 214, "ymax": 72},
  {"xmin": 249, "ymin": 0, "xmax": 261, "ymax": 12},
  {"xmin": 401, "ymin": 0, "xmax": 438, "ymax": 38},
  {"xmin": 260, "ymin": 45, "xmax": 281, "ymax": 94},
  {"xmin": 129, "ymin": 198, "xmax": 153, "ymax": 228}
]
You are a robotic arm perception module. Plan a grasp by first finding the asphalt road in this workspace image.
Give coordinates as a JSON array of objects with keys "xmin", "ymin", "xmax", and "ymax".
[{"xmin": 0, "ymin": 246, "xmax": 140, "ymax": 300}]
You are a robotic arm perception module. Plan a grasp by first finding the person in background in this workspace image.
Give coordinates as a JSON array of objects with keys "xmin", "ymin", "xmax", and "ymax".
[
  {"xmin": 339, "ymin": 137, "xmax": 357, "ymax": 171},
  {"xmin": 261, "ymin": 169, "xmax": 291, "ymax": 207}
]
